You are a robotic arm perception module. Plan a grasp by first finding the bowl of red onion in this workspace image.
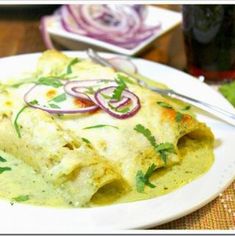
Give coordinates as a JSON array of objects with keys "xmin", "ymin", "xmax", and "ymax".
[{"xmin": 40, "ymin": 4, "xmax": 181, "ymax": 55}]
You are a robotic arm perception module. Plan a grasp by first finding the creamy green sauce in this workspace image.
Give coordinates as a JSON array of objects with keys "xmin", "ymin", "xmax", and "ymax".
[
  {"xmin": 91, "ymin": 137, "xmax": 214, "ymax": 206},
  {"xmin": 0, "ymin": 136, "xmax": 214, "ymax": 208}
]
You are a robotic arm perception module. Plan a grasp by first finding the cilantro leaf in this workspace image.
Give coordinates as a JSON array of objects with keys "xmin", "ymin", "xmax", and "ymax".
[
  {"xmin": 116, "ymin": 73, "xmax": 134, "ymax": 84},
  {"xmin": 136, "ymin": 164, "xmax": 156, "ymax": 193},
  {"xmin": 134, "ymin": 124, "xmax": 157, "ymax": 148},
  {"xmin": 181, "ymin": 105, "xmax": 191, "ymax": 111},
  {"xmin": 50, "ymin": 93, "xmax": 66, "ymax": 103},
  {"xmin": 0, "ymin": 156, "xmax": 7, "ymax": 162},
  {"xmin": 14, "ymin": 100, "xmax": 39, "ymax": 138},
  {"xmin": 0, "ymin": 166, "xmax": 11, "ymax": 174},
  {"xmin": 112, "ymin": 75, "xmax": 127, "ymax": 101},
  {"xmin": 175, "ymin": 112, "xmax": 183, "ymax": 122},
  {"xmin": 12, "ymin": 195, "xmax": 30, "ymax": 202},
  {"xmin": 134, "ymin": 124, "xmax": 175, "ymax": 164},
  {"xmin": 48, "ymin": 103, "xmax": 61, "ymax": 109},
  {"xmin": 82, "ymin": 137, "xmax": 91, "ymax": 144},
  {"xmin": 37, "ymin": 77, "xmax": 63, "ymax": 88},
  {"xmin": 14, "ymin": 105, "xmax": 28, "ymax": 138},
  {"xmin": 157, "ymin": 101, "xmax": 173, "ymax": 109},
  {"xmin": 155, "ymin": 143, "xmax": 175, "ymax": 164},
  {"xmin": 66, "ymin": 58, "xmax": 79, "ymax": 74},
  {"xmin": 83, "ymin": 124, "xmax": 118, "ymax": 130}
]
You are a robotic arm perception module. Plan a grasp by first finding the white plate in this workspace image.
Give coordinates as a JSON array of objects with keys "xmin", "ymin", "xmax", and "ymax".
[
  {"xmin": 47, "ymin": 6, "xmax": 182, "ymax": 55},
  {"xmin": 0, "ymin": 52, "xmax": 235, "ymax": 233}
]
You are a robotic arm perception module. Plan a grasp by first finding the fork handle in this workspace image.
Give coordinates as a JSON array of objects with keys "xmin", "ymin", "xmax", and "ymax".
[{"xmin": 169, "ymin": 91, "xmax": 235, "ymax": 126}]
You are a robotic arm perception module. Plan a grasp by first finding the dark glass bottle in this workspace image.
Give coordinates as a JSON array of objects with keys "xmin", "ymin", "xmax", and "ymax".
[{"xmin": 182, "ymin": 5, "xmax": 235, "ymax": 82}]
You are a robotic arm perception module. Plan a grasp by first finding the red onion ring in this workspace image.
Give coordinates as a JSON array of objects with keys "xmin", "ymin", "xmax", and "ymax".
[
  {"xmin": 41, "ymin": 4, "xmax": 162, "ymax": 50},
  {"xmin": 94, "ymin": 86, "xmax": 141, "ymax": 119},
  {"xmin": 109, "ymin": 96, "xmax": 131, "ymax": 109},
  {"xmin": 40, "ymin": 16, "xmax": 55, "ymax": 49},
  {"xmin": 24, "ymin": 85, "xmax": 98, "ymax": 114},
  {"xmin": 63, "ymin": 79, "xmax": 116, "ymax": 103}
]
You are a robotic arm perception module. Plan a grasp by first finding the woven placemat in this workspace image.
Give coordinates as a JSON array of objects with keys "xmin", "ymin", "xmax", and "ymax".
[{"xmin": 155, "ymin": 180, "xmax": 235, "ymax": 229}]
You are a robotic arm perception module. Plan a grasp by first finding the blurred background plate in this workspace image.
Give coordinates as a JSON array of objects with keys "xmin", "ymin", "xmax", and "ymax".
[{"xmin": 46, "ymin": 6, "xmax": 182, "ymax": 56}]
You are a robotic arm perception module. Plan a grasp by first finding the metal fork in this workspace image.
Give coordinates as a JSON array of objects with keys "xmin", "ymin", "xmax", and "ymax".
[{"xmin": 87, "ymin": 48, "xmax": 235, "ymax": 126}]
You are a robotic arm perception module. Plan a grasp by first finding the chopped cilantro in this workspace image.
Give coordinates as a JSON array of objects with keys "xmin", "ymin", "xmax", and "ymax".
[
  {"xmin": 48, "ymin": 103, "xmax": 61, "ymax": 109},
  {"xmin": 66, "ymin": 58, "xmax": 79, "ymax": 74},
  {"xmin": 85, "ymin": 87, "xmax": 96, "ymax": 95},
  {"xmin": 13, "ymin": 100, "xmax": 38, "ymax": 138},
  {"xmin": 175, "ymin": 112, "xmax": 184, "ymax": 122},
  {"xmin": 116, "ymin": 73, "xmax": 134, "ymax": 84},
  {"xmin": 157, "ymin": 101, "xmax": 173, "ymax": 109},
  {"xmin": 83, "ymin": 124, "xmax": 118, "ymax": 130},
  {"xmin": 181, "ymin": 105, "xmax": 191, "ymax": 111},
  {"xmin": 101, "ymin": 93, "xmax": 112, "ymax": 99},
  {"xmin": 37, "ymin": 77, "xmax": 63, "ymax": 88},
  {"xmin": 134, "ymin": 124, "xmax": 175, "ymax": 164},
  {"xmin": 0, "ymin": 156, "xmax": 7, "ymax": 162},
  {"xmin": 14, "ymin": 105, "xmax": 28, "ymax": 138},
  {"xmin": 82, "ymin": 137, "xmax": 91, "ymax": 144},
  {"xmin": 136, "ymin": 164, "xmax": 156, "ymax": 193},
  {"xmin": 50, "ymin": 93, "xmax": 66, "ymax": 103},
  {"xmin": 134, "ymin": 124, "xmax": 157, "ymax": 148},
  {"xmin": 112, "ymin": 75, "xmax": 127, "ymax": 101},
  {"xmin": 0, "ymin": 166, "xmax": 11, "ymax": 174},
  {"xmin": 155, "ymin": 143, "xmax": 175, "ymax": 164},
  {"xmin": 12, "ymin": 195, "xmax": 30, "ymax": 202}
]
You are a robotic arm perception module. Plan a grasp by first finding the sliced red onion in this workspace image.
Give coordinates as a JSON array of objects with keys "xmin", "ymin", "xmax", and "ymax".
[
  {"xmin": 110, "ymin": 96, "xmax": 131, "ymax": 109},
  {"xmin": 94, "ymin": 86, "xmax": 140, "ymax": 119},
  {"xmin": 108, "ymin": 57, "xmax": 137, "ymax": 74},
  {"xmin": 60, "ymin": 5, "xmax": 87, "ymax": 35},
  {"xmin": 40, "ymin": 16, "xmax": 55, "ymax": 49},
  {"xmin": 64, "ymin": 79, "xmax": 116, "ymax": 103},
  {"xmin": 40, "ymin": 4, "xmax": 161, "ymax": 50},
  {"xmin": 24, "ymin": 85, "xmax": 98, "ymax": 114}
]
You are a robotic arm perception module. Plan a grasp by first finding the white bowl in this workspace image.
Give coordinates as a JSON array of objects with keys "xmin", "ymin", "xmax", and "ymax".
[{"xmin": 46, "ymin": 6, "xmax": 182, "ymax": 56}]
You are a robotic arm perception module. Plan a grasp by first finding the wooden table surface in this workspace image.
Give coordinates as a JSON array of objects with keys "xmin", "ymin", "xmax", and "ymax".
[{"xmin": 0, "ymin": 4, "xmax": 234, "ymax": 230}]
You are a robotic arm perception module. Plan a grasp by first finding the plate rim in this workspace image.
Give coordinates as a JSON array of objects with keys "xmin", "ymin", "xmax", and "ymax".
[{"xmin": 0, "ymin": 51, "xmax": 234, "ymax": 232}]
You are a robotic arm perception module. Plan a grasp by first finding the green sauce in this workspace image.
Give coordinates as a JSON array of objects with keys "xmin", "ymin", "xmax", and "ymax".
[{"xmin": 0, "ymin": 136, "xmax": 213, "ymax": 208}]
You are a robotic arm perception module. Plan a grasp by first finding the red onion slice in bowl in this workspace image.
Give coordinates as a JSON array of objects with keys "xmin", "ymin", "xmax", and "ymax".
[
  {"xmin": 95, "ymin": 86, "xmax": 141, "ymax": 119},
  {"xmin": 24, "ymin": 84, "xmax": 99, "ymax": 114}
]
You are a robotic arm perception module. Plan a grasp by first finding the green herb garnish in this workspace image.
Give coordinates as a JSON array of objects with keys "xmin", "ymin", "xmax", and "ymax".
[
  {"xmin": 101, "ymin": 93, "xmax": 112, "ymax": 99},
  {"xmin": 83, "ymin": 124, "xmax": 118, "ymax": 130},
  {"xmin": 157, "ymin": 101, "xmax": 173, "ymax": 109},
  {"xmin": 37, "ymin": 77, "xmax": 63, "ymax": 88},
  {"xmin": 134, "ymin": 124, "xmax": 175, "ymax": 163},
  {"xmin": 66, "ymin": 58, "xmax": 79, "ymax": 74},
  {"xmin": 82, "ymin": 137, "xmax": 91, "ymax": 144},
  {"xmin": 134, "ymin": 124, "xmax": 157, "ymax": 148},
  {"xmin": 0, "ymin": 166, "xmax": 11, "ymax": 174},
  {"xmin": 155, "ymin": 143, "xmax": 175, "ymax": 164},
  {"xmin": 48, "ymin": 103, "xmax": 61, "ymax": 109},
  {"xmin": 0, "ymin": 156, "xmax": 7, "ymax": 162},
  {"xmin": 14, "ymin": 105, "xmax": 28, "ymax": 138},
  {"xmin": 116, "ymin": 73, "xmax": 134, "ymax": 84},
  {"xmin": 85, "ymin": 87, "xmax": 96, "ymax": 95},
  {"xmin": 181, "ymin": 105, "xmax": 191, "ymax": 111},
  {"xmin": 50, "ymin": 93, "xmax": 66, "ymax": 103},
  {"xmin": 12, "ymin": 195, "xmax": 30, "ymax": 202},
  {"xmin": 112, "ymin": 75, "xmax": 127, "ymax": 101},
  {"xmin": 136, "ymin": 164, "xmax": 156, "ymax": 193},
  {"xmin": 175, "ymin": 112, "xmax": 184, "ymax": 122},
  {"xmin": 14, "ymin": 100, "xmax": 38, "ymax": 138}
]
